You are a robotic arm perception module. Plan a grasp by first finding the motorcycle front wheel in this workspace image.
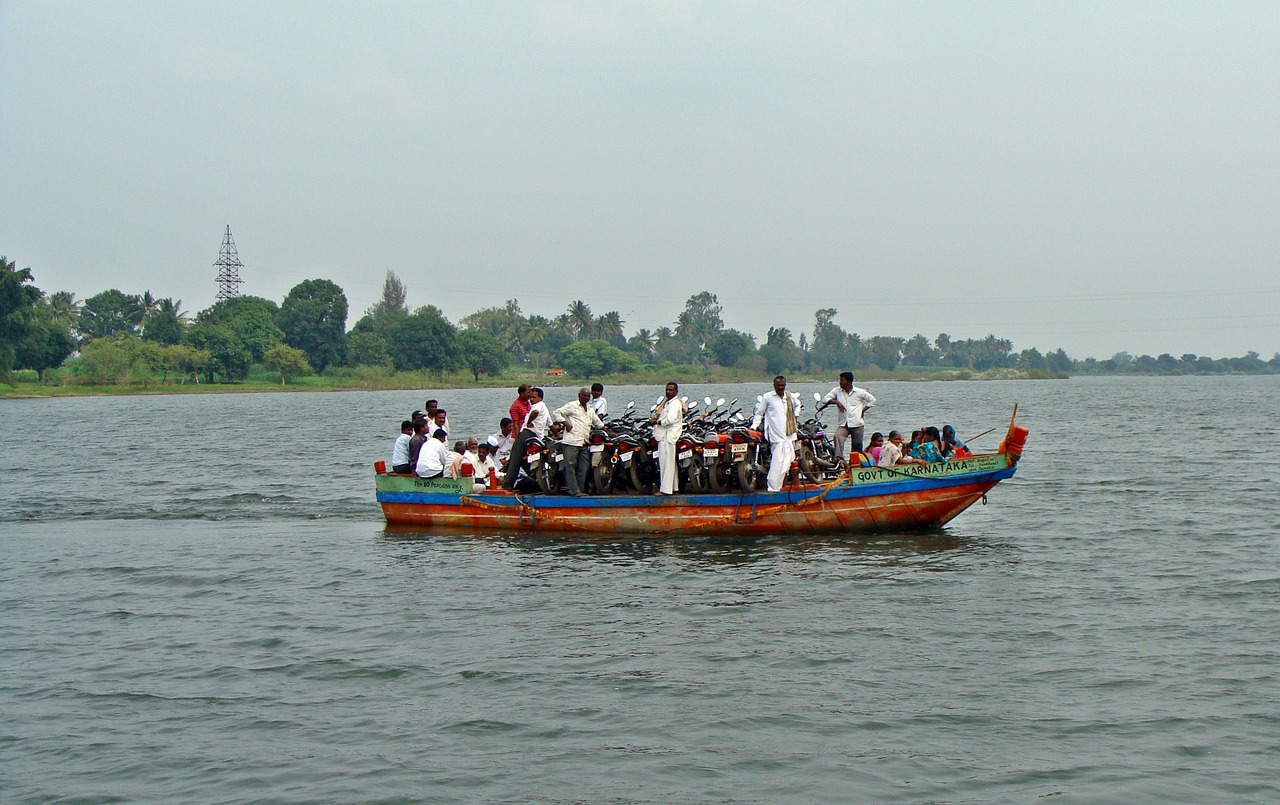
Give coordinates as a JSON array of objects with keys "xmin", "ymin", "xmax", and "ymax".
[
  {"xmin": 536, "ymin": 459, "xmax": 558, "ymax": 494},
  {"xmin": 629, "ymin": 459, "xmax": 654, "ymax": 494},
  {"xmin": 592, "ymin": 462, "xmax": 615, "ymax": 495},
  {"xmin": 735, "ymin": 460, "xmax": 757, "ymax": 492},
  {"xmin": 798, "ymin": 444, "xmax": 821, "ymax": 484}
]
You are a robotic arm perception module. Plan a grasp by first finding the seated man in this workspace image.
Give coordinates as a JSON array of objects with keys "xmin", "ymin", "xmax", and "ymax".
[
  {"xmin": 390, "ymin": 420, "xmax": 414, "ymax": 473},
  {"xmin": 446, "ymin": 440, "xmax": 469, "ymax": 479},
  {"xmin": 415, "ymin": 429, "xmax": 452, "ymax": 478},
  {"xmin": 488, "ymin": 417, "xmax": 515, "ymax": 472},
  {"xmin": 463, "ymin": 438, "xmax": 499, "ymax": 491}
]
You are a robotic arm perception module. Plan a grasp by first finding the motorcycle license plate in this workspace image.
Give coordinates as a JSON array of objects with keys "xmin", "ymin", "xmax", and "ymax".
[
  {"xmin": 731, "ymin": 443, "xmax": 748, "ymax": 455},
  {"xmin": 528, "ymin": 456, "xmax": 540, "ymax": 466},
  {"xmin": 704, "ymin": 448, "xmax": 719, "ymax": 457},
  {"xmin": 554, "ymin": 454, "xmax": 563, "ymax": 463},
  {"xmin": 620, "ymin": 453, "xmax": 632, "ymax": 463},
  {"xmin": 677, "ymin": 449, "xmax": 692, "ymax": 460},
  {"xmin": 589, "ymin": 445, "xmax": 604, "ymax": 453},
  {"xmin": 652, "ymin": 450, "xmax": 661, "ymax": 459}
]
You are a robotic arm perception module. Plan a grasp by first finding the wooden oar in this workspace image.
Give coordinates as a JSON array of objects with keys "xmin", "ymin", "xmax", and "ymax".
[{"xmin": 965, "ymin": 427, "xmax": 997, "ymax": 442}]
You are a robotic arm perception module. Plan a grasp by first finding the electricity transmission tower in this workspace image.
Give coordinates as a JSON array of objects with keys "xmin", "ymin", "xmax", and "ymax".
[{"xmin": 214, "ymin": 225, "xmax": 244, "ymax": 301}]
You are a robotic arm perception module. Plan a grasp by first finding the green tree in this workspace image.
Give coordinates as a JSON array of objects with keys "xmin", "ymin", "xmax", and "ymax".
[
  {"xmin": 263, "ymin": 343, "xmax": 312, "ymax": 385},
  {"xmin": 759, "ymin": 327, "xmax": 804, "ymax": 374},
  {"xmin": 15, "ymin": 298, "xmax": 76, "ymax": 381},
  {"xmin": 903, "ymin": 334, "xmax": 936, "ymax": 366},
  {"xmin": 79, "ymin": 289, "xmax": 144, "ymax": 341},
  {"xmin": 864, "ymin": 336, "xmax": 904, "ymax": 370},
  {"xmin": 557, "ymin": 339, "xmax": 639, "ymax": 377},
  {"xmin": 456, "ymin": 330, "xmax": 511, "ymax": 381},
  {"xmin": 708, "ymin": 329, "xmax": 756, "ymax": 368},
  {"xmin": 809, "ymin": 308, "xmax": 848, "ymax": 371},
  {"xmin": 366, "ymin": 270, "xmax": 408, "ymax": 320},
  {"xmin": 48, "ymin": 291, "xmax": 80, "ymax": 331},
  {"xmin": 627, "ymin": 328, "xmax": 656, "ymax": 358},
  {"xmin": 69, "ymin": 338, "xmax": 133, "ymax": 384},
  {"xmin": 675, "ymin": 291, "xmax": 723, "ymax": 350},
  {"xmin": 277, "ymin": 279, "xmax": 349, "ymax": 371},
  {"xmin": 162, "ymin": 344, "xmax": 212, "ymax": 384},
  {"xmin": 142, "ymin": 298, "xmax": 189, "ymax": 346},
  {"xmin": 1046, "ymin": 348, "xmax": 1073, "ymax": 373},
  {"xmin": 185, "ymin": 323, "xmax": 251, "ymax": 382},
  {"xmin": 346, "ymin": 331, "xmax": 391, "ymax": 368},
  {"xmin": 594, "ymin": 311, "xmax": 625, "ymax": 346},
  {"xmin": 194, "ymin": 296, "xmax": 283, "ymax": 362},
  {"xmin": 388, "ymin": 305, "xmax": 457, "ymax": 373},
  {"xmin": 1, "ymin": 257, "xmax": 42, "ymax": 379},
  {"xmin": 567, "ymin": 300, "xmax": 594, "ymax": 339}
]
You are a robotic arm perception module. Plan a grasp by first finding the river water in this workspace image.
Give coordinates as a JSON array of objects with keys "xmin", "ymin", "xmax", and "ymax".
[{"xmin": 2, "ymin": 376, "xmax": 1277, "ymax": 803}]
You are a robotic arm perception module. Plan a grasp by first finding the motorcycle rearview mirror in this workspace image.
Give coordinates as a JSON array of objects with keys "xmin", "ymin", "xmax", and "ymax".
[
  {"xmin": 716, "ymin": 397, "xmax": 725, "ymax": 406},
  {"xmin": 704, "ymin": 396, "xmax": 712, "ymax": 405},
  {"xmin": 813, "ymin": 392, "xmax": 822, "ymax": 402},
  {"xmin": 688, "ymin": 400, "xmax": 698, "ymax": 409},
  {"xmin": 626, "ymin": 401, "xmax": 635, "ymax": 410},
  {"xmin": 756, "ymin": 395, "xmax": 763, "ymax": 403}
]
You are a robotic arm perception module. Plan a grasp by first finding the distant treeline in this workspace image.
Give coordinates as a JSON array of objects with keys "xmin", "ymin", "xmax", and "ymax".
[{"xmin": 3, "ymin": 257, "xmax": 1277, "ymax": 387}]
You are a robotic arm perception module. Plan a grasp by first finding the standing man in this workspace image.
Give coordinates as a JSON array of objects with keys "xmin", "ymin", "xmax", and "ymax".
[
  {"xmin": 751, "ymin": 375, "xmax": 803, "ymax": 492},
  {"xmin": 589, "ymin": 383, "xmax": 608, "ymax": 418},
  {"xmin": 647, "ymin": 382, "xmax": 685, "ymax": 496},
  {"xmin": 423, "ymin": 399, "xmax": 450, "ymax": 433},
  {"xmin": 500, "ymin": 386, "xmax": 531, "ymax": 490},
  {"xmin": 554, "ymin": 387, "xmax": 606, "ymax": 497},
  {"xmin": 818, "ymin": 371, "xmax": 876, "ymax": 465},
  {"xmin": 503, "ymin": 387, "xmax": 548, "ymax": 491},
  {"xmin": 428, "ymin": 408, "xmax": 449, "ymax": 439}
]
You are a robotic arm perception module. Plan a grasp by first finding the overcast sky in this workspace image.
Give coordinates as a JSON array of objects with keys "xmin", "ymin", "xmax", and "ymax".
[{"xmin": 2, "ymin": 1, "xmax": 1277, "ymax": 360}]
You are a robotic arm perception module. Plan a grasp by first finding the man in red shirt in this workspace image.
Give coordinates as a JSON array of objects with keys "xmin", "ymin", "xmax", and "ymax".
[{"xmin": 501, "ymin": 385, "xmax": 533, "ymax": 490}]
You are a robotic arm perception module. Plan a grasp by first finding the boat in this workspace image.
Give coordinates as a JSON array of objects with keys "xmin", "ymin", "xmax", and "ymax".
[{"xmin": 373, "ymin": 412, "xmax": 1028, "ymax": 536}]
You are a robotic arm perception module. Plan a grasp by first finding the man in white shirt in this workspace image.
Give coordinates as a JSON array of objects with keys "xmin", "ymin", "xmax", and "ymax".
[
  {"xmin": 427, "ymin": 409, "xmax": 449, "ymax": 439},
  {"xmin": 466, "ymin": 439, "xmax": 500, "ymax": 489},
  {"xmin": 647, "ymin": 381, "xmax": 685, "ymax": 495},
  {"xmin": 487, "ymin": 418, "xmax": 515, "ymax": 471},
  {"xmin": 818, "ymin": 371, "xmax": 876, "ymax": 465},
  {"xmin": 554, "ymin": 386, "xmax": 607, "ymax": 496},
  {"xmin": 750, "ymin": 375, "xmax": 803, "ymax": 492},
  {"xmin": 415, "ymin": 430, "xmax": 452, "ymax": 478},
  {"xmin": 589, "ymin": 383, "xmax": 608, "ymax": 418},
  {"xmin": 390, "ymin": 420, "xmax": 414, "ymax": 473}
]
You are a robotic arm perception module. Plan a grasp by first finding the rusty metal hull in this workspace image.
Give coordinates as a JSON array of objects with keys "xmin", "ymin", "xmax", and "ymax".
[{"xmin": 376, "ymin": 453, "xmax": 1020, "ymax": 536}]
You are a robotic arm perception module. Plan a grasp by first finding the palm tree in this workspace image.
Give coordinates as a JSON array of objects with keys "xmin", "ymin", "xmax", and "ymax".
[
  {"xmin": 567, "ymin": 300, "xmax": 593, "ymax": 339},
  {"xmin": 137, "ymin": 290, "xmax": 159, "ymax": 327},
  {"xmin": 596, "ymin": 311, "xmax": 624, "ymax": 342},
  {"xmin": 553, "ymin": 313, "xmax": 574, "ymax": 337},
  {"xmin": 142, "ymin": 298, "xmax": 190, "ymax": 345},
  {"xmin": 629, "ymin": 327, "xmax": 656, "ymax": 357},
  {"xmin": 48, "ymin": 291, "xmax": 81, "ymax": 329},
  {"xmin": 522, "ymin": 315, "xmax": 550, "ymax": 351}
]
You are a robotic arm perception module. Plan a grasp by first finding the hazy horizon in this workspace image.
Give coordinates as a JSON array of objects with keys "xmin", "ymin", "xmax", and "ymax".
[{"xmin": 3, "ymin": 2, "xmax": 1277, "ymax": 360}]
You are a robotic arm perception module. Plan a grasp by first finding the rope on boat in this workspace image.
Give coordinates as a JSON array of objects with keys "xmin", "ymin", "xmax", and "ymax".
[
  {"xmin": 452, "ymin": 455, "xmax": 993, "ymax": 533},
  {"xmin": 457, "ymin": 493, "xmax": 590, "ymax": 530}
]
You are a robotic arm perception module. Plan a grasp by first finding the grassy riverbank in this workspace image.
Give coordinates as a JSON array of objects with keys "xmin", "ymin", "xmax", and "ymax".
[{"xmin": 1, "ymin": 365, "xmax": 1065, "ymax": 398}]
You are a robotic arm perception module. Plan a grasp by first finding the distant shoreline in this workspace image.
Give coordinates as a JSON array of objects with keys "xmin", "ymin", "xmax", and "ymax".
[{"xmin": 2, "ymin": 367, "xmax": 1072, "ymax": 398}]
